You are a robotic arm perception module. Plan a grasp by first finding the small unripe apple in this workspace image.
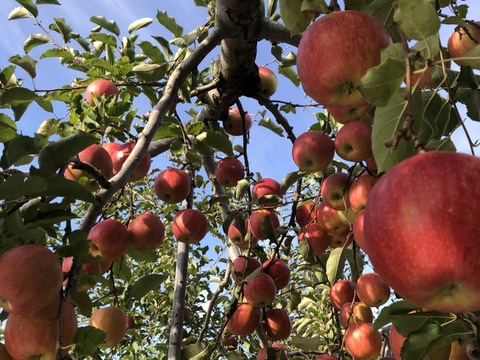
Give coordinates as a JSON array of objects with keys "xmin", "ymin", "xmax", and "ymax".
[
  {"xmin": 112, "ymin": 142, "xmax": 151, "ymax": 182},
  {"xmin": 154, "ymin": 168, "xmax": 191, "ymax": 204},
  {"xmin": 85, "ymin": 79, "xmax": 119, "ymax": 104},
  {"xmin": 215, "ymin": 157, "xmax": 244, "ymax": 187},
  {"xmin": 128, "ymin": 211, "xmax": 165, "ymax": 252},
  {"xmin": 223, "ymin": 108, "xmax": 252, "ymax": 136},
  {"xmin": 172, "ymin": 209, "xmax": 209, "ymax": 244},
  {"xmin": 89, "ymin": 306, "xmax": 128, "ymax": 348},
  {"xmin": 258, "ymin": 66, "xmax": 278, "ymax": 97},
  {"xmin": 292, "ymin": 131, "xmax": 335, "ymax": 173},
  {"xmin": 88, "ymin": 219, "xmax": 130, "ymax": 262}
]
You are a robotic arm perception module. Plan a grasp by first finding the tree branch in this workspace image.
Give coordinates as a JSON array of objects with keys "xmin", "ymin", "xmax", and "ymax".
[{"xmin": 257, "ymin": 17, "xmax": 302, "ymax": 47}]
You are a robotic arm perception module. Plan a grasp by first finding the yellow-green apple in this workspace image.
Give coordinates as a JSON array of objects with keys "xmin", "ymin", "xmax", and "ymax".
[
  {"xmin": 344, "ymin": 323, "xmax": 382, "ymax": 360},
  {"xmin": 154, "ymin": 168, "xmax": 191, "ymax": 204},
  {"xmin": 172, "ymin": 209, "xmax": 209, "ymax": 244},
  {"xmin": 327, "ymin": 104, "xmax": 373, "ymax": 124},
  {"xmin": 225, "ymin": 336, "xmax": 238, "ymax": 350},
  {"xmin": 264, "ymin": 308, "xmax": 292, "ymax": 341},
  {"xmin": 329, "ymin": 228, "xmax": 353, "ymax": 249},
  {"xmin": 296, "ymin": 200, "xmax": 316, "ymax": 227},
  {"xmin": 226, "ymin": 302, "xmax": 260, "ymax": 336},
  {"xmin": 223, "ymin": 108, "xmax": 252, "ymax": 136},
  {"xmin": 126, "ymin": 315, "xmax": 135, "ymax": 330},
  {"xmin": 0, "ymin": 244, "xmax": 63, "ymax": 315},
  {"xmin": 0, "ymin": 343, "xmax": 12, "ymax": 360},
  {"xmin": 64, "ymin": 144, "xmax": 114, "ymax": 191},
  {"xmin": 228, "ymin": 218, "xmax": 258, "ymax": 250},
  {"xmin": 88, "ymin": 219, "xmax": 129, "ymax": 262},
  {"xmin": 252, "ymin": 178, "xmax": 283, "ymax": 208},
  {"xmin": 85, "ymin": 79, "xmax": 118, "ymax": 104},
  {"xmin": 353, "ymin": 209, "xmax": 366, "ymax": 251},
  {"xmin": 348, "ymin": 174, "xmax": 378, "ymax": 213},
  {"xmin": 249, "ymin": 209, "xmax": 280, "ymax": 240},
  {"xmin": 316, "ymin": 202, "xmax": 349, "ymax": 234},
  {"xmin": 89, "ymin": 306, "xmax": 128, "ymax": 348},
  {"xmin": 127, "ymin": 211, "xmax": 165, "ymax": 252},
  {"xmin": 232, "ymin": 256, "xmax": 261, "ymax": 284},
  {"xmin": 356, "ymin": 272, "xmax": 391, "ymax": 307},
  {"xmin": 335, "ymin": 120, "xmax": 373, "ymax": 163},
  {"xmin": 321, "ymin": 172, "xmax": 352, "ymax": 210},
  {"xmin": 243, "ymin": 272, "xmax": 277, "ymax": 308},
  {"xmin": 5, "ymin": 298, "xmax": 77, "ymax": 359},
  {"xmin": 262, "ymin": 258, "xmax": 290, "ymax": 290},
  {"xmin": 215, "ymin": 157, "xmax": 244, "ymax": 187},
  {"xmin": 112, "ymin": 142, "xmax": 151, "ymax": 182},
  {"xmin": 339, "ymin": 301, "xmax": 374, "ymax": 328},
  {"xmin": 297, "ymin": 10, "xmax": 391, "ymax": 108},
  {"xmin": 257, "ymin": 343, "xmax": 288, "ymax": 360},
  {"xmin": 298, "ymin": 223, "xmax": 331, "ymax": 256},
  {"xmin": 330, "ymin": 280, "xmax": 358, "ymax": 310},
  {"xmin": 336, "ymin": 208, "xmax": 359, "ymax": 225},
  {"xmin": 447, "ymin": 22, "xmax": 480, "ymax": 67},
  {"xmin": 315, "ymin": 356, "xmax": 338, "ymax": 360},
  {"xmin": 292, "ymin": 131, "xmax": 335, "ymax": 173},
  {"xmin": 258, "ymin": 66, "xmax": 278, "ymax": 97},
  {"xmin": 62, "ymin": 256, "xmax": 102, "ymax": 292},
  {"xmin": 363, "ymin": 151, "xmax": 480, "ymax": 313}
]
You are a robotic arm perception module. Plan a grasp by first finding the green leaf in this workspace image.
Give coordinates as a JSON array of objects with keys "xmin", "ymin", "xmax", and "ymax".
[
  {"xmin": 138, "ymin": 41, "xmax": 166, "ymax": 64},
  {"xmin": 393, "ymin": 0, "xmax": 440, "ymax": 40},
  {"xmin": 279, "ymin": 0, "xmax": 311, "ymax": 35},
  {"xmin": 14, "ymin": 0, "xmax": 38, "ymax": 17},
  {"xmin": 0, "ymin": 114, "xmax": 17, "ymax": 142},
  {"xmin": 8, "ymin": 54, "xmax": 37, "ymax": 79},
  {"xmin": 0, "ymin": 173, "xmax": 47, "ymax": 201},
  {"xmin": 132, "ymin": 63, "xmax": 167, "ymax": 82},
  {"xmin": 235, "ymin": 179, "xmax": 250, "ymax": 201},
  {"xmin": 0, "ymin": 87, "xmax": 37, "ymax": 107},
  {"xmin": 33, "ymin": 177, "xmax": 97, "ymax": 204},
  {"xmin": 441, "ymin": 16, "xmax": 467, "ymax": 27},
  {"xmin": 291, "ymin": 335, "xmax": 320, "ymax": 351},
  {"xmin": 89, "ymin": 33, "xmax": 117, "ymax": 47},
  {"xmin": 130, "ymin": 274, "xmax": 167, "ymax": 299},
  {"xmin": 156, "ymin": 10, "xmax": 183, "ymax": 37},
  {"xmin": 326, "ymin": 247, "xmax": 346, "ymax": 284},
  {"xmin": 280, "ymin": 170, "xmax": 305, "ymax": 194},
  {"xmin": 267, "ymin": 0, "xmax": 279, "ymax": 18},
  {"xmin": 372, "ymin": 300, "xmax": 420, "ymax": 331},
  {"xmin": 90, "ymin": 16, "xmax": 120, "ymax": 36},
  {"xmin": 51, "ymin": 17, "xmax": 73, "ymax": 43},
  {"xmin": 258, "ymin": 118, "xmax": 284, "ymax": 137},
  {"xmin": 128, "ymin": 17, "xmax": 153, "ymax": 34},
  {"xmin": 23, "ymin": 34, "xmax": 49, "ymax": 53},
  {"xmin": 187, "ymin": 122, "xmax": 205, "ymax": 136},
  {"xmin": 462, "ymin": 45, "xmax": 480, "ymax": 69},
  {"xmin": 72, "ymin": 326, "xmax": 106, "ymax": 355},
  {"xmin": 36, "ymin": 0, "xmax": 61, "ymax": 4},
  {"xmin": 204, "ymin": 131, "xmax": 234, "ymax": 156},
  {"xmin": 8, "ymin": 7, "xmax": 30, "ymax": 20},
  {"xmin": 261, "ymin": 213, "xmax": 278, "ymax": 243},
  {"xmin": 278, "ymin": 65, "xmax": 300, "ymax": 87},
  {"xmin": 0, "ymin": 66, "xmax": 16, "ymax": 87},
  {"xmin": 298, "ymin": 235, "xmax": 315, "ymax": 264}
]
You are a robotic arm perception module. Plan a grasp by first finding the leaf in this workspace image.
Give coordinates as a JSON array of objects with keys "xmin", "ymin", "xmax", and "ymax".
[
  {"xmin": 0, "ymin": 173, "xmax": 47, "ymax": 201},
  {"xmin": 279, "ymin": 0, "xmax": 311, "ymax": 35},
  {"xmin": 298, "ymin": 235, "xmax": 315, "ymax": 265},
  {"xmin": 130, "ymin": 274, "xmax": 168, "ymax": 299},
  {"xmin": 128, "ymin": 17, "xmax": 153, "ymax": 34},
  {"xmin": 23, "ymin": 34, "xmax": 49, "ymax": 53},
  {"xmin": 372, "ymin": 300, "xmax": 420, "ymax": 331},
  {"xmin": 90, "ymin": 16, "xmax": 120, "ymax": 36},
  {"xmin": 278, "ymin": 65, "xmax": 300, "ymax": 87},
  {"xmin": 258, "ymin": 118, "xmax": 284, "ymax": 137},
  {"xmin": 187, "ymin": 122, "xmax": 205, "ymax": 136},
  {"xmin": 0, "ymin": 114, "xmax": 17, "ymax": 142},
  {"xmin": 280, "ymin": 170, "xmax": 305, "ymax": 194},
  {"xmin": 204, "ymin": 131, "xmax": 234, "ymax": 156},
  {"xmin": 393, "ymin": 0, "xmax": 440, "ymax": 40},
  {"xmin": 326, "ymin": 247, "xmax": 346, "ymax": 284},
  {"xmin": 89, "ymin": 33, "xmax": 117, "ymax": 47},
  {"xmin": 261, "ymin": 213, "xmax": 278, "ymax": 243},
  {"xmin": 0, "ymin": 87, "xmax": 37, "ymax": 107},
  {"xmin": 51, "ymin": 17, "xmax": 73, "ymax": 43},
  {"xmin": 33, "ymin": 177, "xmax": 98, "ymax": 204},
  {"xmin": 132, "ymin": 63, "xmax": 167, "ymax": 82},
  {"xmin": 235, "ymin": 179, "xmax": 250, "ymax": 201},
  {"xmin": 14, "ymin": 0, "xmax": 38, "ymax": 17},
  {"xmin": 8, "ymin": 7, "xmax": 30, "ymax": 20},
  {"xmin": 8, "ymin": 54, "xmax": 37, "ymax": 79},
  {"xmin": 462, "ymin": 45, "xmax": 480, "ymax": 69},
  {"xmin": 138, "ymin": 41, "xmax": 166, "ymax": 64},
  {"xmin": 72, "ymin": 326, "xmax": 106, "ymax": 355},
  {"xmin": 291, "ymin": 335, "xmax": 320, "ymax": 351},
  {"xmin": 36, "ymin": 0, "xmax": 61, "ymax": 4},
  {"xmin": 156, "ymin": 10, "xmax": 183, "ymax": 37}
]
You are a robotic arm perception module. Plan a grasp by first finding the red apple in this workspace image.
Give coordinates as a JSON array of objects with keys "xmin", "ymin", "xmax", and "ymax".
[
  {"xmin": 262, "ymin": 258, "xmax": 290, "ymax": 290},
  {"xmin": 365, "ymin": 155, "xmax": 378, "ymax": 174},
  {"xmin": 102, "ymin": 142, "xmax": 121, "ymax": 159},
  {"xmin": 172, "ymin": 209, "xmax": 209, "ymax": 244},
  {"xmin": 225, "ymin": 336, "xmax": 238, "ymax": 350},
  {"xmin": 257, "ymin": 343, "xmax": 289, "ymax": 360},
  {"xmin": 249, "ymin": 209, "xmax": 280, "ymax": 240},
  {"xmin": 335, "ymin": 120, "xmax": 373, "ymax": 163},
  {"xmin": 128, "ymin": 211, "xmax": 165, "ymax": 252},
  {"xmin": 85, "ymin": 79, "xmax": 119, "ymax": 104},
  {"xmin": 296, "ymin": 200, "xmax": 316, "ymax": 227},
  {"xmin": 0, "ymin": 343, "xmax": 12, "ymax": 360},
  {"xmin": 154, "ymin": 168, "xmax": 191, "ymax": 204},
  {"xmin": 329, "ymin": 280, "xmax": 357, "ymax": 310},
  {"xmin": 215, "ymin": 157, "xmax": 244, "ymax": 187},
  {"xmin": 339, "ymin": 301, "xmax": 374, "ymax": 328},
  {"xmin": 356, "ymin": 272, "xmax": 391, "ymax": 307},
  {"xmin": 329, "ymin": 228, "xmax": 353, "ymax": 249},
  {"xmin": 228, "ymin": 218, "xmax": 258, "ymax": 250},
  {"xmin": 243, "ymin": 272, "xmax": 277, "ymax": 308},
  {"xmin": 363, "ymin": 151, "xmax": 480, "ymax": 313},
  {"xmin": 344, "ymin": 323, "xmax": 382, "ymax": 360},
  {"xmin": 252, "ymin": 178, "xmax": 283, "ymax": 208},
  {"xmin": 89, "ymin": 306, "xmax": 128, "ymax": 348},
  {"xmin": 353, "ymin": 209, "xmax": 366, "ymax": 251},
  {"xmin": 223, "ymin": 108, "xmax": 252, "ymax": 136},
  {"xmin": 232, "ymin": 256, "xmax": 262, "ymax": 284},
  {"xmin": 348, "ymin": 174, "xmax": 378, "ymax": 213},
  {"xmin": 264, "ymin": 308, "xmax": 292, "ymax": 341},
  {"xmin": 316, "ymin": 202, "xmax": 349, "ymax": 234},
  {"xmin": 62, "ymin": 256, "xmax": 102, "ymax": 292},
  {"xmin": 0, "ymin": 244, "xmax": 63, "ymax": 315},
  {"xmin": 226, "ymin": 302, "xmax": 260, "ymax": 336},
  {"xmin": 315, "ymin": 356, "xmax": 338, "ymax": 360},
  {"xmin": 327, "ymin": 104, "xmax": 373, "ymax": 124},
  {"xmin": 112, "ymin": 142, "xmax": 151, "ymax": 182},
  {"xmin": 297, "ymin": 10, "xmax": 391, "ymax": 108},
  {"xmin": 126, "ymin": 315, "xmax": 135, "ymax": 330},
  {"xmin": 299, "ymin": 223, "xmax": 331, "ymax": 256},
  {"xmin": 292, "ymin": 131, "xmax": 335, "ymax": 173},
  {"xmin": 447, "ymin": 22, "xmax": 480, "ymax": 67},
  {"xmin": 321, "ymin": 172, "xmax": 352, "ymax": 211},
  {"xmin": 258, "ymin": 66, "xmax": 278, "ymax": 97},
  {"xmin": 88, "ymin": 219, "xmax": 130, "ymax": 262}
]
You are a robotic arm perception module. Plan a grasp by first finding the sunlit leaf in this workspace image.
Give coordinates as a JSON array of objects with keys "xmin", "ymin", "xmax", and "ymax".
[{"xmin": 128, "ymin": 17, "xmax": 153, "ymax": 34}]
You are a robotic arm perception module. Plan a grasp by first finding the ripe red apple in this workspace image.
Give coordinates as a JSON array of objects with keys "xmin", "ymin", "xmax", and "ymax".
[
  {"xmin": 353, "ymin": 209, "xmax": 366, "ymax": 251},
  {"xmin": 172, "ymin": 209, "xmax": 209, "ymax": 244},
  {"xmin": 339, "ymin": 301, "xmax": 374, "ymax": 328},
  {"xmin": 0, "ymin": 343, "xmax": 12, "ymax": 360},
  {"xmin": 102, "ymin": 141, "xmax": 121, "ymax": 159},
  {"xmin": 335, "ymin": 120, "xmax": 373, "ymax": 163},
  {"xmin": 88, "ymin": 219, "xmax": 130, "ymax": 262},
  {"xmin": 64, "ymin": 144, "xmax": 114, "ymax": 191},
  {"xmin": 0, "ymin": 244, "xmax": 63, "ymax": 315},
  {"xmin": 226, "ymin": 302, "xmax": 260, "ymax": 336},
  {"xmin": 329, "ymin": 280, "xmax": 357, "ymax": 310},
  {"xmin": 329, "ymin": 228, "xmax": 353, "ymax": 249},
  {"xmin": 316, "ymin": 202, "xmax": 349, "ymax": 234},
  {"xmin": 264, "ymin": 308, "xmax": 292, "ymax": 341},
  {"xmin": 62, "ymin": 256, "xmax": 102, "ymax": 292},
  {"xmin": 363, "ymin": 151, "xmax": 480, "ymax": 313},
  {"xmin": 447, "ymin": 22, "xmax": 480, "ymax": 67},
  {"xmin": 327, "ymin": 104, "xmax": 373, "ymax": 124},
  {"xmin": 348, "ymin": 174, "xmax": 378, "ymax": 213},
  {"xmin": 252, "ymin": 178, "xmax": 283, "ymax": 208},
  {"xmin": 215, "ymin": 157, "xmax": 244, "ymax": 187},
  {"xmin": 126, "ymin": 315, "xmax": 135, "ymax": 330},
  {"xmin": 89, "ymin": 306, "xmax": 128, "ymax": 348},
  {"xmin": 262, "ymin": 258, "xmax": 290, "ymax": 290},
  {"xmin": 5, "ymin": 298, "xmax": 77, "ymax": 359},
  {"xmin": 296, "ymin": 200, "xmax": 316, "ymax": 227},
  {"xmin": 298, "ymin": 223, "xmax": 331, "ymax": 256},
  {"xmin": 315, "ymin": 356, "xmax": 338, "ymax": 360},
  {"xmin": 154, "ymin": 168, "xmax": 191, "ymax": 204},
  {"xmin": 356, "ymin": 272, "xmax": 391, "ymax": 307},
  {"xmin": 344, "ymin": 323, "xmax": 382, "ymax": 360},
  {"xmin": 321, "ymin": 172, "xmax": 352, "ymax": 210},
  {"xmin": 85, "ymin": 79, "xmax": 119, "ymax": 104},
  {"xmin": 225, "ymin": 336, "xmax": 238, "ymax": 350},
  {"xmin": 258, "ymin": 66, "xmax": 278, "ymax": 97},
  {"xmin": 249, "ymin": 209, "xmax": 280, "ymax": 240},
  {"xmin": 297, "ymin": 10, "xmax": 391, "ymax": 108},
  {"xmin": 228, "ymin": 218, "xmax": 258, "ymax": 250},
  {"xmin": 243, "ymin": 272, "xmax": 277, "ymax": 308},
  {"xmin": 292, "ymin": 131, "xmax": 335, "ymax": 173},
  {"xmin": 232, "ymin": 256, "xmax": 262, "ymax": 284},
  {"xmin": 223, "ymin": 108, "xmax": 253, "ymax": 136},
  {"xmin": 257, "ymin": 343, "xmax": 289, "ymax": 360},
  {"xmin": 112, "ymin": 142, "xmax": 151, "ymax": 182},
  {"xmin": 128, "ymin": 211, "xmax": 165, "ymax": 252}
]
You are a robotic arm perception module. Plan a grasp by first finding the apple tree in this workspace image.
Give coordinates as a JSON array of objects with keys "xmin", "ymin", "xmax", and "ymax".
[{"xmin": 0, "ymin": 0, "xmax": 480, "ymax": 359}]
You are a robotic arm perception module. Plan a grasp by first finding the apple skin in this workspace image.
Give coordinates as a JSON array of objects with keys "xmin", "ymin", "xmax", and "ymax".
[
  {"xmin": 258, "ymin": 66, "xmax": 278, "ymax": 97},
  {"xmin": 243, "ymin": 272, "xmax": 277, "ymax": 308},
  {"xmin": 363, "ymin": 151, "xmax": 480, "ymax": 313},
  {"xmin": 126, "ymin": 315, "xmax": 135, "ymax": 330},
  {"xmin": 225, "ymin": 336, "xmax": 238, "ymax": 350},
  {"xmin": 315, "ymin": 356, "xmax": 338, "ymax": 360},
  {"xmin": 154, "ymin": 168, "xmax": 191, "ymax": 204},
  {"xmin": 447, "ymin": 22, "xmax": 480, "ymax": 67},
  {"xmin": 327, "ymin": 104, "xmax": 373, "ymax": 124},
  {"xmin": 356, "ymin": 272, "xmax": 391, "ymax": 307},
  {"xmin": 85, "ymin": 79, "xmax": 119, "ymax": 104},
  {"xmin": 329, "ymin": 280, "xmax": 358, "ymax": 310},
  {"xmin": 62, "ymin": 256, "xmax": 102, "ymax": 292},
  {"xmin": 252, "ymin": 178, "xmax": 283, "ymax": 208},
  {"xmin": 89, "ymin": 306, "xmax": 128, "ymax": 348},
  {"xmin": 228, "ymin": 218, "xmax": 258, "ymax": 250},
  {"xmin": 262, "ymin": 258, "xmax": 290, "ymax": 290},
  {"xmin": 215, "ymin": 157, "xmax": 244, "ymax": 187},
  {"xmin": 226, "ymin": 302, "xmax": 260, "ymax": 336},
  {"xmin": 348, "ymin": 174, "xmax": 378, "ymax": 213},
  {"xmin": 316, "ymin": 202, "xmax": 349, "ymax": 234},
  {"xmin": 223, "ymin": 108, "xmax": 252, "ymax": 136},
  {"xmin": 0, "ymin": 244, "xmax": 63, "ymax": 315},
  {"xmin": 112, "ymin": 142, "xmax": 151, "ymax": 182},
  {"xmin": 292, "ymin": 131, "xmax": 335, "ymax": 173},
  {"xmin": 264, "ymin": 308, "xmax": 292, "ymax": 341},
  {"xmin": 297, "ymin": 10, "xmax": 391, "ymax": 108},
  {"xmin": 172, "ymin": 209, "xmax": 209, "ymax": 244},
  {"xmin": 295, "ymin": 201, "xmax": 316, "ymax": 227},
  {"xmin": 128, "ymin": 211, "xmax": 165, "ymax": 252},
  {"xmin": 5, "ymin": 298, "xmax": 78, "ymax": 359},
  {"xmin": 344, "ymin": 323, "xmax": 382, "ymax": 360},
  {"xmin": 0, "ymin": 343, "xmax": 12, "ymax": 360},
  {"xmin": 335, "ymin": 120, "xmax": 373, "ymax": 163},
  {"xmin": 249, "ymin": 209, "xmax": 280, "ymax": 240},
  {"xmin": 298, "ymin": 223, "xmax": 331, "ymax": 256},
  {"xmin": 321, "ymin": 172, "xmax": 352, "ymax": 211},
  {"xmin": 339, "ymin": 301, "xmax": 374, "ymax": 329},
  {"xmin": 353, "ymin": 209, "xmax": 366, "ymax": 251},
  {"xmin": 88, "ymin": 219, "xmax": 130, "ymax": 263},
  {"xmin": 102, "ymin": 141, "xmax": 121, "ymax": 159},
  {"xmin": 232, "ymin": 256, "xmax": 262, "ymax": 284},
  {"xmin": 329, "ymin": 228, "xmax": 354, "ymax": 249},
  {"xmin": 257, "ymin": 343, "xmax": 289, "ymax": 360}
]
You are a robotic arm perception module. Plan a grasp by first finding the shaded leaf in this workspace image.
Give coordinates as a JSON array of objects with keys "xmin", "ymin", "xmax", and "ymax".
[
  {"xmin": 0, "ymin": 173, "xmax": 47, "ymax": 201},
  {"xmin": 279, "ymin": 0, "xmax": 311, "ymax": 35},
  {"xmin": 23, "ymin": 34, "xmax": 49, "ymax": 53},
  {"xmin": 72, "ymin": 326, "xmax": 106, "ymax": 355},
  {"xmin": 14, "ymin": 0, "xmax": 38, "ymax": 17},
  {"xmin": 326, "ymin": 247, "xmax": 346, "ymax": 284},
  {"xmin": 258, "ymin": 118, "xmax": 284, "ymax": 137},
  {"xmin": 90, "ymin": 16, "xmax": 120, "ymax": 36},
  {"xmin": 0, "ymin": 114, "xmax": 17, "ymax": 142},
  {"xmin": 39, "ymin": 48, "xmax": 73, "ymax": 59},
  {"xmin": 132, "ymin": 63, "xmax": 167, "ymax": 82},
  {"xmin": 138, "ymin": 41, "xmax": 166, "ymax": 64},
  {"xmin": 32, "ymin": 177, "xmax": 98, "ymax": 204},
  {"xmin": 89, "ymin": 33, "xmax": 117, "ymax": 47},
  {"xmin": 156, "ymin": 10, "xmax": 183, "ymax": 37},
  {"xmin": 51, "ymin": 17, "xmax": 73, "ymax": 43},
  {"xmin": 130, "ymin": 274, "xmax": 167, "ymax": 299},
  {"xmin": 8, "ymin": 54, "xmax": 37, "ymax": 79},
  {"xmin": 280, "ymin": 170, "xmax": 305, "ymax": 194},
  {"xmin": 372, "ymin": 300, "xmax": 420, "ymax": 331},
  {"xmin": 393, "ymin": 0, "xmax": 440, "ymax": 40}
]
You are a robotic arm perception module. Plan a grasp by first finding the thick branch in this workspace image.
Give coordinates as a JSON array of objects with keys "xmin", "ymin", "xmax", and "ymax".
[{"xmin": 257, "ymin": 17, "xmax": 302, "ymax": 47}]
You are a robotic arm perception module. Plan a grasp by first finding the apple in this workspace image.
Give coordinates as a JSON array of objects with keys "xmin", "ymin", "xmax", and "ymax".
[
  {"xmin": 292, "ymin": 131, "xmax": 335, "ymax": 173},
  {"xmin": 0, "ymin": 244, "xmax": 63, "ymax": 315},
  {"xmin": 89, "ymin": 306, "xmax": 128, "ymax": 348},
  {"xmin": 258, "ymin": 66, "xmax": 278, "ymax": 97},
  {"xmin": 252, "ymin": 178, "xmax": 283, "ymax": 208},
  {"xmin": 223, "ymin": 108, "xmax": 253, "ymax": 136},
  {"xmin": 172, "ymin": 209, "xmax": 209, "ymax": 244},
  {"xmin": 336, "ymin": 208, "xmax": 359, "ymax": 225},
  {"xmin": 356, "ymin": 272, "xmax": 391, "ymax": 307},
  {"xmin": 297, "ymin": 10, "xmax": 391, "ymax": 108},
  {"xmin": 226, "ymin": 302, "xmax": 260, "ymax": 336},
  {"xmin": 329, "ymin": 280, "xmax": 358, "ymax": 310},
  {"xmin": 353, "ymin": 209, "xmax": 366, "ymax": 251},
  {"xmin": 348, "ymin": 174, "xmax": 378, "ymax": 213},
  {"xmin": 315, "ymin": 356, "xmax": 338, "ymax": 360},
  {"xmin": 100, "ymin": 258, "xmax": 113, "ymax": 274},
  {"xmin": 215, "ymin": 157, "xmax": 244, "ymax": 187},
  {"xmin": 327, "ymin": 104, "xmax": 373, "ymax": 124},
  {"xmin": 0, "ymin": 343, "xmax": 12, "ymax": 360},
  {"xmin": 295, "ymin": 200, "xmax": 316, "ymax": 227},
  {"xmin": 243, "ymin": 272, "xmax": 277, "ymax": 308},
  {"xmin": 335, "ymin": 120, "xmax": 373, "ymax": 163},
  {"xmin": 88, "ymin": 219, "xmax": 130, "ymax": 262},
  {"xmin": 298, "ymin": 223, "xmax": 331, "ymax": 256},
  {"xmin": 102, "ymin": 141, "xmax": 121, "ymax": 159},
  {"xmin": 363, "ymin": 151, "xmax": 480, "ymax": 313},
  {"xmin": 232, "ymin": 256, "xmax": 262, "ymax": 284},
  {"xmin": 447, "ymin": 22, "xmax": 480, "ymax": 67},
  {"xmin": 112, "ymin": 142, "xmax": 151, "ymax": 182},
  {"xmin": 126, "ymin": 315, "xmax": 135, "ymax": 330},
  {"xmin": 5, "ymin": 298, "xmax": 78, "ymax": 359},
  {"xmin": 264, "ymin": 308, "xmax": 292, "ymax": 341},
  {"xmin": 262, "ymin": 258, "xmax": 290, "ymax": 290},
  {"xmin": 344, "ymin": 323, "xmax": 382, "ymax": 360},
  {"xmin": 128, "ymin": 211, "xmax": 165, "ymax": 252},
  {"xmin": 339, "ymin": 301, "xmax": 374, "ymax": 328},
  {"xmin": 329, "ymin": 228, "xmax": 354, "ymax": 249},
  {"xmin": 228, "ymin": 218, "xmax": 258, "ymax": 250},
  {"xmin": 85, "ymin": 79, "xmax": 119, "ymax": 104},
  {"xmin": 321, "ymin": 172, "xmax": 352, "ymax": 211},
  {"xmin": 154, "ymin": 168, "xmax": 191, "ymax": 204},
  {"xmin": 365, "ymin": 155, "xmax": 378, "ymax": 174},
  {"xmin": 316, "ymin": 202, "xmax": 349, "ymax": 234},
  {"xmin": 225, "ymin": 336, "xmax": 238, "ymax": 350},
  {"xmin": 62, "ymin": 256, "xmax": 102, "ymax": 292},
  {"xmin": 64, "ymin": 144, "xmax": 114, "ymax": 191},
  {"xmin": 249, "ymin": 209, "xmax": 280, "ymax": 240},
  {"xmin": 257, "ymin": 343, "xmax": 289, "ymax": 360}
]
